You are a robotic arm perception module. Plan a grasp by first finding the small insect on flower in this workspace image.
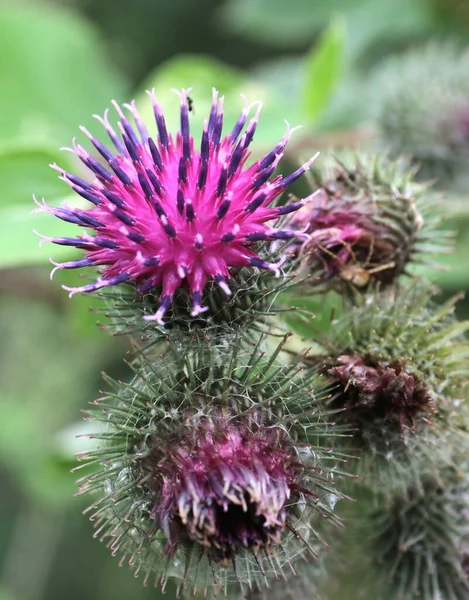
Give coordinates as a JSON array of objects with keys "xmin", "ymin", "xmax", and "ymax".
[
  {"xmin": 34, "ymin": 88, "xmax": 317, "ymax": 324},
  {"xmin": 186, "ymin": 95, "xmax": 194, "ymax": 113}
]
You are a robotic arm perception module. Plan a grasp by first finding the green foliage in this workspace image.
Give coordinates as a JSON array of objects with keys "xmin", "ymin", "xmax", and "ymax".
[
  {"xmin": 372, "ymin": 43, "xmax": 469, "ymax": 186},
  {"xmin": 135, "ymin": 54, "xmax": 293, "ymax": 148},
  {"xmin": 0, "ymin": 2, "xmax": 127, "ymax": 145},
  {"xmin": 301, "ymin": 19, "xmax": 345, "ymax": 125}
]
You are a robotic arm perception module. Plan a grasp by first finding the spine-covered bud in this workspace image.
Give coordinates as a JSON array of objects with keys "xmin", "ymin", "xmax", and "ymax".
[
  {"xmin": 288, "ymin": 153, "xmax": 447, "ymax": 294},
  {"xmin": 306, "ymin": 284, "xmax": 469, "ymax": 459},
  {"xmin": 76, "ymin": 339, "xmax": 347, "ymax": 597},
  {"xmin": 355, "ymin": 439, "xmax": 469, "ymax": 599},
  {"xmin": 372, "ymin": 43, "xmax": 469, "ymax": 186}
]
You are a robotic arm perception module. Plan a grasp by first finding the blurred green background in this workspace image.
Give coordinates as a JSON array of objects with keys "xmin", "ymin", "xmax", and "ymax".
[{"xmin": 1, "ymin": 0, "xmax": 469, "ymax": 599}]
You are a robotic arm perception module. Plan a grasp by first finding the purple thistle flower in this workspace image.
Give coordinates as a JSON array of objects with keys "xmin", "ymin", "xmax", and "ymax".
[{"xmin": 34, "ymin": 88, "xmax": 316, "ymax": 324}]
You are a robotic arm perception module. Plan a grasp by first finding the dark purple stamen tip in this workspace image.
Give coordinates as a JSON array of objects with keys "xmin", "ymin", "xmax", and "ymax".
[
  {"xmin": 84, "ymin": 156, "xmax": 113, "ymax": 182},
  {"xmin": 249, "ymin": 257, "xmax": 271, "ymax": 270},
  {"xmin": 200, "ymin": 128, "xmax": 210, "ymax": 161},
  {"xmin": 230, "ymin": 110, "xmax": 248, "ymax": 143},
  {"xmin": 245, "ymin": 192, "xmax": 266, "ymax": 213},
  {"xmin": 137, "ymin": 279, "xmax": 154, "ymax": 294},
  {"xmin": 197, "ymin": 159, "xmax": 208, "ymax": 189},
  {"xmin": 148, "ymin": 138, "xmax": 163, "ymax": 171},
  {"xmin": 121, "ymin": 118, "xmax": 140, "ymax": 147},
  {"xmin": 127, "ymin": 232, "xmax": 145, "ymax": 244},
  {"xmin": 143, "ymin": 257, "xmax": 159, "ymax": 267},
  {"xmin": 162, "ymin": 220, "xmax": 177, "ymax": 238},
  {"xmin": 217, "ymin": 167, "xmax": 228, "ymax": 197},
  {"xmin": 151, "ymin": 199, "xmax": 166, "ymax": 219},
  {"xmin": 252, "ymin": 165, "xmax": 275, "ymax": 189},
  {"xmin": 158, "ymin": 293, "xmax": 171, "ymax": 313},
  {"xmin": 101, "ymin": 189, "xmax": 126, "ymax": 209},
  {"xmin": 177, "ymin": 189, "xmax": 185, "ymax": 214},
  {"xmin": 216, "ymin": 197, "xmax": 231, "ymax": 220},
  {"xmin": 277, "ymin": 200, "xmax": 304, "ymax": 216},
  {"xmin": 146, "ymin": 169, "xmax": 165, "ymax": 197},
  {"xmin": 213, "ymin": 113, "xmax": 223, "ymax": 146},
  {"xmin": 94, "ymin": 236, "xmax": 120, "ymax": 249},
  {"xmin": 258, "ymin": 145, "xmax": 282, "ymax": 170},
  {"xmin": 72, "ymin": 186, "xmax": 102, "ymax": 206},
  {"xmin": 137, "ymin": 172, "xmax": 154, "ymax": 200},
  {"xmin": 207, "ymin": 101, "xmax": 218, "ymax": 138},
  {"xmin": 228, "ymin": 143, "xmax": 244, "ymax": 177},
  {"xmin": 50, "ymin": 236, "xmax": 91, "ymax": 248},
  {"xmin": 109, "ymin": 159, "xmax": 133, "ymax": 187},
  {"xmin": 113, "ymin": 208, "xmax": 135, "ymax": 226},
  {"xmin": 186, "ymin": 200, "xmax": 195, "ymax": 222},
  {"xmin": 89, "ymin": 136, "xmax": 115, "ymax": 163},
  {"xmin": 221, "ymin": 231, "xmax": 236, "ymax": 243},
  {"xmin": 62, "ymin": 257, "xmax": 96, "ymax": 269},
  {"xmin": 178, "ymin": 157, "xmax": 187, "ymax": 184},
  {"xmin": 74, "ymin": 210, "xmax": 104, "ymax": 228},
  {"xmin": 65, "ymin": 173, "xmax": 93, "ymax": 190},
  {"xmin": 279, "ymin": 165, "xmax": 308, "ymax": 189},
  {"xmin": 52, "ymin": 208, "xmax": 90, "ymax": 227},
  {"xmin": 122, "ymin": 133, "xmax": 140, "ymax": 163},
  {"xmin": 154, "ymin": 110, "xmax": 169, "ymax": 149}
]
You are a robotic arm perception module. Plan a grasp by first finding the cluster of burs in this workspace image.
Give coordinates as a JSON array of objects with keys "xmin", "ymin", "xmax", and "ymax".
[{"xmin": 40, "ymin": 72, "xmax": 469, "ymax": 600}]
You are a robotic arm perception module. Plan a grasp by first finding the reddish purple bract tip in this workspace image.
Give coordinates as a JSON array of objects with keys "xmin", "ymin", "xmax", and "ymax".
[{"xmin": 35, "ymin": 88, "xmax": 316, "ymax": 324}]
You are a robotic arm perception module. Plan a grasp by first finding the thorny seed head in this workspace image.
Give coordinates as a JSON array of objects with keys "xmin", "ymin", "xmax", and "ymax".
[{"xmin": 34, "ymin": 88, "xmax": 317, "ymax": 325}]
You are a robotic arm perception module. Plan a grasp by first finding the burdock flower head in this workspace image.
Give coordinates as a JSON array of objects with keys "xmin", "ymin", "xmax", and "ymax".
[
  {"xmin": 34, "ymin": 88, "xmax": 316, "ymax": 325},
  {"xmin": 288, "ymin": 153, "xmax": 446, "ymax": 293},
  {"xmin": 78, "ymin": 339, "xmax": 345, "ymax": 596},
  {"xmin": 307, "ymin": 284, "xmax": 469, "ymax": 456}
]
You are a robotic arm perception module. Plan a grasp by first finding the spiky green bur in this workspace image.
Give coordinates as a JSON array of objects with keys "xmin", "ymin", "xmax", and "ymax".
[
  {"xmin": 320, "ymin": 434, "xmax": 469, "ymax": 600},
  {"xmin": 95, "ymin": 266, "xmax": 297, "ymax": 347},
  {"xmin": 373, "ymin": 43, "xmax": 469, "ymax": 185},
  {"xmin": 364, "ymin": 442, "xmax": 469, "ymax": 600},
  {"xmin": 305, "ymin": 284, "xmax": 469, "ymax": 461},
  {"xmin": 288, "ymin": 153, "xmax": 447, "ymax": 295},
  {"xmin": 76, "ymin": 339, "xmax": 347, "ymax": 598}
]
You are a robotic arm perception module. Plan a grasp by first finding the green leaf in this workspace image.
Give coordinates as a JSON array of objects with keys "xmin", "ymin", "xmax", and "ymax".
[
  {"xmin": 0, "ymin": 2, "xmax": 128, "ymax": 145},
  {"xmin": 0, "ymin": 198, "xmax": 84, "ymax": 269},
  {"xmin": 219, "ymin": 0, "xmax": 352, "ymax": 47},
  {"xmin": 135, "ymin": 54, "xmax": 294, "ymax": 150},
  {"xmin": 301, "ymin": 18, "xmax": 346, "ymax": 125},
  {"xmin": 0, "ymin": 143, "xmax": 75, "ymax": 208}
]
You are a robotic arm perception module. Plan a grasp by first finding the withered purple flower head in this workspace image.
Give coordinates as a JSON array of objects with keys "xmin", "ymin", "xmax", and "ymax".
[
  {"xmin": 288, "ymin": 153, "xmax": 445, "ymax": 292},
  {"xmin": 328, "ymin": 355, "xmax": 434, "ymax": 433},
  {"xmin": 78, "ymin": 340, "xmax": 343, "ymax": 594},
  {"xmin": 154, "ymin": 414, "xmax": 301, "ymax": 565},
  {"xmin": 34, "ymin": 88, "xmax": 316, "ymax": 324}
]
